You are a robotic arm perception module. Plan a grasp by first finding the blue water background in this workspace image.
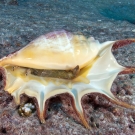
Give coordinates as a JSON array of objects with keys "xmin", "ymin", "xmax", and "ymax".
[{"xmin": 17, "ymin": 0, "xmax": 135, "ymax": 24}]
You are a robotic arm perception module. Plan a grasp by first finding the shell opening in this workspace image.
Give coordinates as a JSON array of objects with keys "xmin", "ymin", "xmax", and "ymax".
[
  {"xmin": 31, "ymin": 65, "xmax": 80, "ymax": 80},
  {"xmin": 3, "ymin": 55, "xmax": 99, "ymax": 92},
  {"xmin": 4, "ymin": 62, "xmax": 94, "ymax": 90}
]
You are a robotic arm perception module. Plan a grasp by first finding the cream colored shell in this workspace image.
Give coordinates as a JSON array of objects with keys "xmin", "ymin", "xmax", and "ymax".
[
  {"xmin": 0, "ymin": 30, "xmax": 100, "ymax": 70},
  {"xmin": 0, "ymin": 30, "xmax": 129, "ymax": 128}
]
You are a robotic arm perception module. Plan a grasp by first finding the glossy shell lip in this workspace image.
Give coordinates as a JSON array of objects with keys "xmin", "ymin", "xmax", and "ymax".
[{"xmin": 0, "ymin": 30, "xmax": 135, "ymax": 129}]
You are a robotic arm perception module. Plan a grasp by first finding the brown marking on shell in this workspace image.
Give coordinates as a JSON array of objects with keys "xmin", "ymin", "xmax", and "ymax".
[
  {"xmin": 113, "ymin": 39, "xmax": 135, "ymax": 75},
  {"xmin": 112, "ymin": 39, "xmax": 135, "ymax": 50},
  {"xmin": 41, "ymin": 93, "xmax": 90, "ymax": 128},
  {"xmin": 119, "ymin": 66, "xmax": 135, "ymax": 74},
  {"xmin": 45, "ymin": 30, "xmax": 72, "ymax": 40}
]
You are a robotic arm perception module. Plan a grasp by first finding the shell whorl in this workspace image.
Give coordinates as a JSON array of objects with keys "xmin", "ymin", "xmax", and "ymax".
[{"xmin": 0, "ymin": 30, "xmax": 99, "ymax": 70}]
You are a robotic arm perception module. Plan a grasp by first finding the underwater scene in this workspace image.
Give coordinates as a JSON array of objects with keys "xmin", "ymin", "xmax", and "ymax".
[{"xmin": 0, "ymin": 0, "xmax": 135, "ymax": 135}]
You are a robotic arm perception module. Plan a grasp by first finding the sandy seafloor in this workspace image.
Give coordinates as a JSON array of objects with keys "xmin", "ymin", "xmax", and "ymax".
[{"xmin": 0, "ymin": 0, "xmax": 135, "ymax": 135}]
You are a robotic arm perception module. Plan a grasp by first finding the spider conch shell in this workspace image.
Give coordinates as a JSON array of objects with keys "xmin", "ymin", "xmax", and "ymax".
[{"xmin": 0, "ymin": 30, "xmax": 135, "ymax": 129}]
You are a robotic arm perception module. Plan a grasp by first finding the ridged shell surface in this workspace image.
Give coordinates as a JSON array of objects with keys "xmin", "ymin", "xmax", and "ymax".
[{"xmin": 0, "ymin": 30, "xmax": 100, "ymax": 70}]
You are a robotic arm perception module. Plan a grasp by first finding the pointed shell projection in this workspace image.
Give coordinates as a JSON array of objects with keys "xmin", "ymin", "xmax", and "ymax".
[{"xmin": 0, "ymin": 30, "xmax": 135, "ymax": 129}]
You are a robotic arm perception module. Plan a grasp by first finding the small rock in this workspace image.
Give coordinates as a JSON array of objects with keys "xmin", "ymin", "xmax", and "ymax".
[
  {"xmin": 18, "ymin": 103, "xmax": 35, "ymax": 117},
  {"xmin": 99, "ymin": 114, "xmax": 104, "ymax": 121},
  {"xmin": 132, "ymin": 29, "xmax": 135, "ymax": 32},
  {"xmin": 112, "ymin": 107, "xmax": 121, "ymax": 116}
]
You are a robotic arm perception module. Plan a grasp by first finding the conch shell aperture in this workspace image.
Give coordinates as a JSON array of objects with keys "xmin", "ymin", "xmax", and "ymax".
[{"xmin": 0, "ymin": 30, "xmax": 135, "ymax": 129}]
